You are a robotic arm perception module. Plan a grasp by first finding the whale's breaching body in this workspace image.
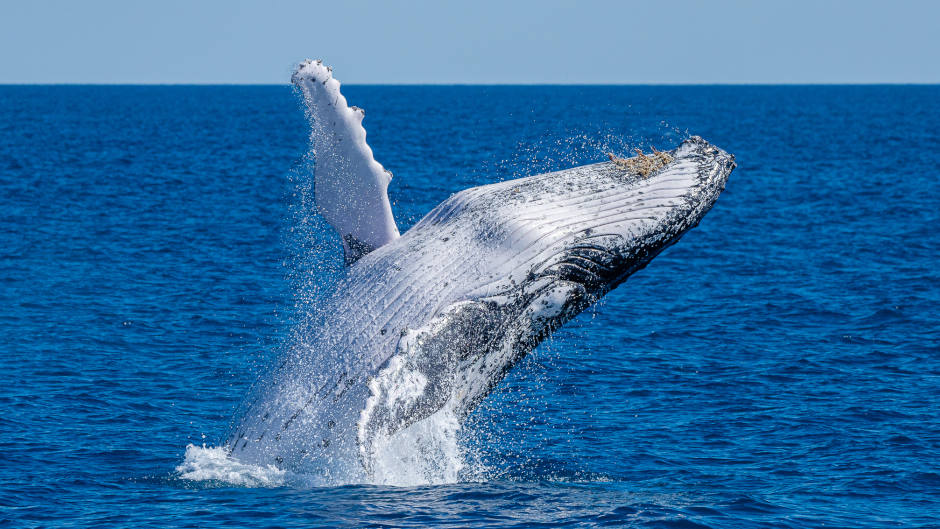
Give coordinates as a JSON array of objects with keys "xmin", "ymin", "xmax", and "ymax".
[{"xmin": 224, "ymin": 60, "xmax": 734, "ymax": 484}]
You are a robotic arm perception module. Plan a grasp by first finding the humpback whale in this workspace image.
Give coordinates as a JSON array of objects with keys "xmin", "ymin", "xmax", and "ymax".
[{"xmin": 225, "ymin": 60, "xmax": 735, "ymax": 481}]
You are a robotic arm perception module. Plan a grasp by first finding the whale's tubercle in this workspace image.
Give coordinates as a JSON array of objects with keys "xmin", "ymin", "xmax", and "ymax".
[{"xmin": 292, "ymin": 60, "xmax": 400, "ymax": 264}]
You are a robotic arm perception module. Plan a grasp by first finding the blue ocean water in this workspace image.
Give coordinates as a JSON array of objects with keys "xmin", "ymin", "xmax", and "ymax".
[{"xmin": 1, "ymin": 84, "xmax": 938, "ymax": 527}]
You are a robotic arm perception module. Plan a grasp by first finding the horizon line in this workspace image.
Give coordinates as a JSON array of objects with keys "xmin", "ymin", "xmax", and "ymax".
[{"xmin": 1, "ymin": 82, "xmax": 939, "ymax": 87}]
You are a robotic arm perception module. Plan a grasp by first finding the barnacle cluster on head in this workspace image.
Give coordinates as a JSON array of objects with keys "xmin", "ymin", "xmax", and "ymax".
[{"xmin": 607, "ymin": 147, "xmax": 673, "ymax": 177}]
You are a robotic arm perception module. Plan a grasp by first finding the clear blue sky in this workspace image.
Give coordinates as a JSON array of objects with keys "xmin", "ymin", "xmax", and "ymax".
[{"xmin": 2, "ymin": 0, "xmax": 937, "ymax": 84}]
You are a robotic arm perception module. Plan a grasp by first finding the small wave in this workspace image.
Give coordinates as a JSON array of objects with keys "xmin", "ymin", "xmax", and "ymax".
[{"xmin": 176, "ymin": 444, "xmax": 287, "ymax": 488}]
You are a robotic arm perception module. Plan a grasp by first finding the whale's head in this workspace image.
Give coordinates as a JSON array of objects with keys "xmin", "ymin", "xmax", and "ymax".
[
  {"xmin": 462, "ymin": 135, "xmax": 734, "ymax": 306},
  {"xmin": 356, "ymin": 136, "xmax": 734, "ymax": 468}
]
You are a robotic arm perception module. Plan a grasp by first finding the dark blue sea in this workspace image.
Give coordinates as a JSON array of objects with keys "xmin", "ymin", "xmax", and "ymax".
[{"xmin": 1, "ymin": 85, "xmax": 938, "ymax": 527}]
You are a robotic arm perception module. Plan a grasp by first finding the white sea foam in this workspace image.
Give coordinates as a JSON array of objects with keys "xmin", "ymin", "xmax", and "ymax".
[
  {"xmin": 370, "ymin": 409, "xmax": 465, "ymax": 486},
  {"xmin": 178, "ymin": 410, "xmax": 467, "ymax": 488},
  {"xmin": 176, "ymin": 444, "xmax": 287, "ymax": 487}
]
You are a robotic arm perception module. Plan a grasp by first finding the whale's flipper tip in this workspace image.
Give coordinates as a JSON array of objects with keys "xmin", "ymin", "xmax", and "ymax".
[{"xmin": 292, "ymin": 59, "xmax": 333, "ymax": 85}]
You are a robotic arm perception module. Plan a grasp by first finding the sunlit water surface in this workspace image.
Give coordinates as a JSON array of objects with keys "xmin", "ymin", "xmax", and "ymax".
[{"xmin": 1, "ymin": 85, "xmax": 938, "ymax": 527}]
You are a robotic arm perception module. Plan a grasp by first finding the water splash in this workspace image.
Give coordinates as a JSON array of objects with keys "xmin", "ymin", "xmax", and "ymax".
[
  {"xmin": 370, "ymin": 411, "xmax": 465, "ymax": 486},
  {"xmin": 178, "ymin": 409, "xmax": 468, "ymax": 488},
  {"xmin": 176, "ymin": 445, "xmax": 287, "ymax": 488}
]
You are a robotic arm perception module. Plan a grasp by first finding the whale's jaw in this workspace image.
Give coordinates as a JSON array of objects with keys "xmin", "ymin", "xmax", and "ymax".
[{"xmin": 227, "ymin": 136, "xmax": 734, "ymax": 480}]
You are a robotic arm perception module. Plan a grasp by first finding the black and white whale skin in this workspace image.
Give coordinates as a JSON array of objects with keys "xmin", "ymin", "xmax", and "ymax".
[{"xmin": 225, "ymin": 61, "xmax": 734, "ymax": 480}]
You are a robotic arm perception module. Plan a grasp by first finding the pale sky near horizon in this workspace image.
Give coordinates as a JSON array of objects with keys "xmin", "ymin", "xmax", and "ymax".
[{"xmin": 2, "ymin": 0, "xmax": 937, "ymax": 84}]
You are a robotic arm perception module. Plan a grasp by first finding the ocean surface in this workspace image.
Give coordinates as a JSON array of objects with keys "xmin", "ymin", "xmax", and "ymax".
[{"xmin": 1, "ymin": 85, "xmax": 938, "ymax": 527}]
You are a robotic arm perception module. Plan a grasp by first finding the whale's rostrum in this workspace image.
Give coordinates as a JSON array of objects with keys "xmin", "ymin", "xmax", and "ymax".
[{"xmin": 225, "ymin": 60, "xmax": 735, "ymax": 483}]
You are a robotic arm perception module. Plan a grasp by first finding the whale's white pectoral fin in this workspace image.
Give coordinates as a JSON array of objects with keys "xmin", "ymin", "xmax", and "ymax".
[{"xmin": 292, "ymin": 60, "xmax": 400, "ymax": 264}]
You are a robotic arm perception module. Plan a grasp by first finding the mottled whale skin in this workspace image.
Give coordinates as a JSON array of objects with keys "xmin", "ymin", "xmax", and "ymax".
[{"xmin": 226, "ymin": 136, "xmax": 734, "ymax": 478}]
